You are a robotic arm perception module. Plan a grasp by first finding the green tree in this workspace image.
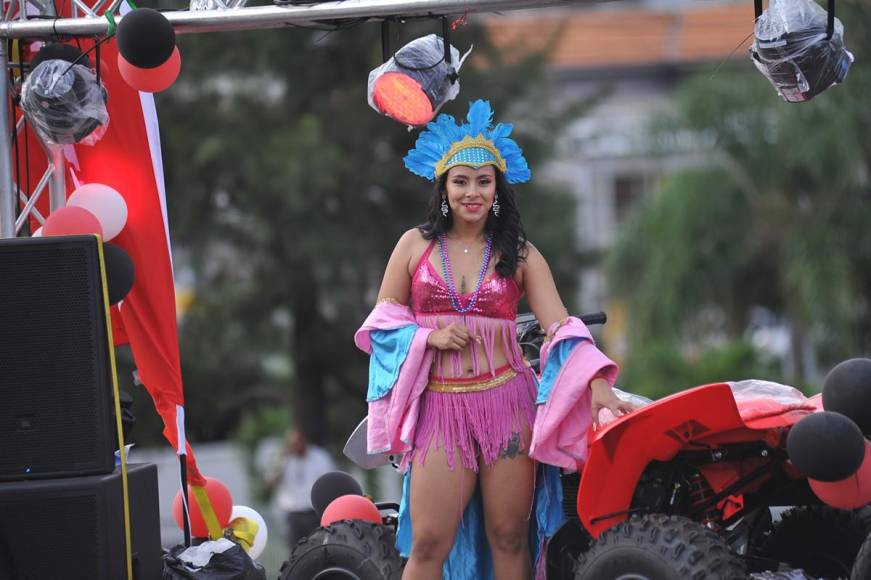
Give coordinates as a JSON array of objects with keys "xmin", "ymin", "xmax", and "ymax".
[
  {"xmin": 608, "ymin": 0, "xmax": 871, "ymax": 387},
  {"xmin": 148, "ymin": 18, "xmax": 583, "ymax": 447}
]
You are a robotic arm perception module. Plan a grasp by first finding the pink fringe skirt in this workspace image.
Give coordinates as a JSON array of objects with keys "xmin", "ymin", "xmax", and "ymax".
[{"xmin": 404, "ymin": 365, "xmax": 537, "ymax": 472}]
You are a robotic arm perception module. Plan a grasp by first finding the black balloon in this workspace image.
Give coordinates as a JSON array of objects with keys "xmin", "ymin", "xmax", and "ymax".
[
  {"xmin": 30, "ymin": 43, "xmax": 91, "ymax": 70},
  {"xmin": 787, "ymin": 411, "xmax": 865, "ymax": 482},
  {"xmin": 117, "ymin": 8, "xmax": 176, "ymax": 69},
  {"xmin": 823, "ymin": 358, "xmax": 871, "ymax": 435},
  {"xmin": 103, "ymin": 243, "xmax": 135, "ymax": 305},
  {"xmin": 310, "ymin": 471, "xmax": 363, "ymax": 515}
]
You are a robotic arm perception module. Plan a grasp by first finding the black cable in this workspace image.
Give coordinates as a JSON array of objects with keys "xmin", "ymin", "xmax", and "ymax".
[
  {"xmin": 442, "ymin": 15, "xmax": 451, "ymax": 65},
  {"xmin": 827, "ymin": 0, "xmax": 835, "ymax": 39},
  {"xmin": 381, "ymin": 20, "xmax": 390, "ymax": 63},
  {"xmin": 8, "ymin": 41, "xmax": 21, "ymax": 228},
  {"xmin": 442, "ymin": 16, "xmax": 457, "ymax": 83},
  {"xmin": 60, "ymin": 34, "xmax": 114, "ymax": 76},
  {"xmin": 179, "ymin": 454, "xmax": 191, "ymax": 547},
  {"xmin": 94, "ymin": 35, "xmax": 101, "ymax": 85},
  {"xmin": 16, "ymin": 39, "xmax": 32, "ymax": 234},
  {"xmin": 14, "ymin": 39, "xmax": 25, "ymax": 80}
]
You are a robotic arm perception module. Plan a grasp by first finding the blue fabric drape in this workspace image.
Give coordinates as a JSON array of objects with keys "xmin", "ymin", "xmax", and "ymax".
[
  {"xmin": 536, "ymin": 338, "xmax": 585, "ymax": 405},
  {"xmin": 367, "ymin": 325, "xmax": 418, "ymax": 402}
]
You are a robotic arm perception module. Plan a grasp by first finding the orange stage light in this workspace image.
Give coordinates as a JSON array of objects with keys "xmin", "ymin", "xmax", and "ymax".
[{"xmin": 372, "ymin": 71, "xmax": 435, "ymax": 127}]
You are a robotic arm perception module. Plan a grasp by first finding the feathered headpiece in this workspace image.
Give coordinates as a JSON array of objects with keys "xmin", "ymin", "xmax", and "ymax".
[{"xmin": 403, "ymin": 100, "xmax": 531, "ymax": 184}]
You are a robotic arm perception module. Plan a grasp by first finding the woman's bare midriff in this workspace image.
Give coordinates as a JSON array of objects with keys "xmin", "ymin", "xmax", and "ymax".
[{"xmin": 431, "ymin": 320, "xmax": 513, "ymax": 379}]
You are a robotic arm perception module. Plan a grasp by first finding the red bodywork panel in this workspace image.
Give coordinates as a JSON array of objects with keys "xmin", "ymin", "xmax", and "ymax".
[{"xmin": 577, "ymin": 383, "xmax": 815, "ymax": 538}]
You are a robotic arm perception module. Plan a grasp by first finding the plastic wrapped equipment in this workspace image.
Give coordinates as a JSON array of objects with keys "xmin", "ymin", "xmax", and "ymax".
[
  {"xmin": 750, "ymin": 0, "xmax": 853, "ymax": 103},
  {"xmin": 21, "ymin": 60, "xmax": 108, "ymax": 146},
  {"xmin": 368, "ymin": 34, "xmax": 466, "ymax": 126},
  {"xmin": 162, "ymin": 539, "xmax": 266, "ymax": 580}
]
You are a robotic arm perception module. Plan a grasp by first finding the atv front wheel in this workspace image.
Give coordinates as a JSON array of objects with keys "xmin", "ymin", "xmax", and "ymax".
[
  {"xmin": 279, "ymin": 520, "xmax": 403, "ymax": 580},
  {"xmin": 758, "ymin": 505, "xmax": 869, "ymax": 579},
  {"xmin": 574, "ymin": 514, "xmax": 745, "ymax": 580}
]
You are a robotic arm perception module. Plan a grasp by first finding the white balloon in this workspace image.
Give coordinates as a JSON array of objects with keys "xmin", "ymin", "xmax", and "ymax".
[
  {"xmin": 67, "ymin": 183, "xmax": 128, "ymax": 241},
  {"xmin": 32, "ymin": 227, "xmax": 43, "ymax": 237},
  {"xmin": 229, "ymin": 505, "xmax": 268, "ymax": 560}
]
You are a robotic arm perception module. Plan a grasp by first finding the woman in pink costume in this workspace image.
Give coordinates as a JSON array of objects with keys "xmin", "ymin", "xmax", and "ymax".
[{"xmin": 356, "ymin": 100, "xmax": 634, "ymax": 580}]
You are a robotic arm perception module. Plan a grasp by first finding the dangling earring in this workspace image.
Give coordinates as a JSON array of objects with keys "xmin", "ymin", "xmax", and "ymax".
[
  {"xmin": 441, "ymin": 198, "xmax": 449, "ymax": 217},
  {"xmin": 492, "ymin": 194, "xmax": 500, "ymax": 217}
]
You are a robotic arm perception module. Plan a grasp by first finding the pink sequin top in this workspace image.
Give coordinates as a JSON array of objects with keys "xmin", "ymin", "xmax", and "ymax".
[
  {"xmin": 410, "ymin": 240, "xmax": 527, "ymax": 377},
  {"xmin": 411, "ymin": 240, "xmax": 522, "ymax": 319}
]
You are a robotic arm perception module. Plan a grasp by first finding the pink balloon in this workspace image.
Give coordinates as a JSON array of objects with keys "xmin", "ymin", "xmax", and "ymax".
[
  {"xmin": 43, "ymin": 206, "xmax": 103, "ymax": 237},
  {"xmin": 117, "ymin": 46, "xmax": 181, "ymax": 93},
  {"xmin": 68, "ymin": 183, "xmax": 128, "ymax": 241},
  {"xmin": 809, "ymin": 440, "xmax": 871, "ymax": 509}
]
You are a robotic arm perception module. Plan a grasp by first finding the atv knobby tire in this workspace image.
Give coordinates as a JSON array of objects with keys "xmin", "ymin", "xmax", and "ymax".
[
  {"xmin": 760, "ymin": 505, "xmax": 869, "ymax": 579},
  {"xmin": 279, "ymin": 520, "xmax": 403, "ymax": 580},
  {"xmin": 574, "ymin": 514, "xmax": 745, "ymax": 580}
]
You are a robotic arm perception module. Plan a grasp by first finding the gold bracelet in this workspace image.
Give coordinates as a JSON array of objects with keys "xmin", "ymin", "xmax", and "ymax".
[{"xmin": 544, "ymin": 317, "xmax": 570, "ymax": 343}]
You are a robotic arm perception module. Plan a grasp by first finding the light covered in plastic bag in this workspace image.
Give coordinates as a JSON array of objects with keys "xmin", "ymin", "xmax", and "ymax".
[
  {"xmin": 368, "ymin": 34, "xmax": 468, "ymax": 127},
  {"xmin": 750, "ymin": 0, "xmax": 853, "ymax": 103},
  {"xmin": 21, "ymin": 60, "xmax": 109, "ymax": 146}
]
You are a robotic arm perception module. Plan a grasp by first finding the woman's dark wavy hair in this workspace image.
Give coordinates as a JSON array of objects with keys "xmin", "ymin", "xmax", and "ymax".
[{"xmin": 418, "ymin": 168, "xmax": 528, "ymax": 278}]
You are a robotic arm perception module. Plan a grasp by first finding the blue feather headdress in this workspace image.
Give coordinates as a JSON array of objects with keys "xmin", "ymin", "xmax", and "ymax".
[{"xmin": 403, "ymin": 100, "xmax": 531, "ymax": 184}]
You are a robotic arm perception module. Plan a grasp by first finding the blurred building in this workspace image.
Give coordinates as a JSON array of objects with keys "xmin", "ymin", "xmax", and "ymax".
[{"xmin": 484, "ymin": 0, "xmax": 754, "ymax": 358}]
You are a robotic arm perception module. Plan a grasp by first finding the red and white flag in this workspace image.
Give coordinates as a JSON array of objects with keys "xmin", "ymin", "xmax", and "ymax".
[{"xmin": 19, "ymin": 36, "xmax": 205, "ymax": 486}]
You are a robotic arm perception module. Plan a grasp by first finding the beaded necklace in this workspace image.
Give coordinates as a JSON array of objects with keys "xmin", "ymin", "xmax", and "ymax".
[{"xmin": 437, "ymin": 233, "xmax": 493, "ymax": 314}]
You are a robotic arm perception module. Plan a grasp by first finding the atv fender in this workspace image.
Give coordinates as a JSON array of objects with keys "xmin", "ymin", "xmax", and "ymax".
[{"xmin": 578, "ymin": 383, "xmax": 746, "ymax": 538}]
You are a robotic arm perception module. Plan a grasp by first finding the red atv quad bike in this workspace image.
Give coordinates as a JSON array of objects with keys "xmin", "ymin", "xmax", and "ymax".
[
  {"xmin": 280, "ymin": 313, "xmax": 871, "ymax": 580},
  {"xmin": 552, "ymin": 379, "xmax": 869, "ymax": 580}
]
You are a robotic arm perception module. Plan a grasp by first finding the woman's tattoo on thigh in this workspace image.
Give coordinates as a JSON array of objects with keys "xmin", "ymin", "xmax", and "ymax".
[{"xmin": 500, "ymin": 432, "xmax": 522, "ymax": 459}]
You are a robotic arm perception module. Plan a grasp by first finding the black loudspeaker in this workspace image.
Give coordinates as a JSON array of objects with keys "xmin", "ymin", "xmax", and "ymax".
[
  {"xmin": 0, "ymin": 235, "xmax": 117, "ymax": 480},
  {"xmin": 0, "ymin": 463, "xmax": 163, "ymax": 580}
]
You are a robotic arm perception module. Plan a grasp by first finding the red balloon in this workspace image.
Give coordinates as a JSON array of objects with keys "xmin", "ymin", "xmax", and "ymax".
[
  {"xmin": 320, "ymin": 494, "xmax": 382, "ymax": 527},
  {"xmin": 809, "ymin": 440, "xmax": 871, "ymax": 509},
  {"xmin": 172, "ymin": 477, "xmax": 234, "ymax": 538},
  {"xmin": 117, "ymin": 46, "xmax": 181, "ymax": 93},
  {"xmin": 43, "ymin": 206, "xmax": 103, "ymax": 237}
]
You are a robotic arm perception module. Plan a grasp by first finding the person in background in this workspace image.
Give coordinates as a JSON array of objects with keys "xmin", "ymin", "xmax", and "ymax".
[{"xmin": 264, "ymin": 428, "xmax": 335, "ymax": 552}]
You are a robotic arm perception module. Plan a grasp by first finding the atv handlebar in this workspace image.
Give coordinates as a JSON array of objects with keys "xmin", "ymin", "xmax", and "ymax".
[
  {"xmin": 515, "ymin": 311, "xmax": 607, "ymax": 335},
  {"xmin": 516, "ymin": 311, "xmax": 607, "ymax": 373},
  {"xmin": 580, "ymin": 311, "xmax": 607, "ymax": 327}
]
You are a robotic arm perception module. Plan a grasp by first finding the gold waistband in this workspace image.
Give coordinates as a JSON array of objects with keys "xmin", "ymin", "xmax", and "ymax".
[{"xmin": 427, "ymin": 368, "xmax": 519, "ymax": 393}]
